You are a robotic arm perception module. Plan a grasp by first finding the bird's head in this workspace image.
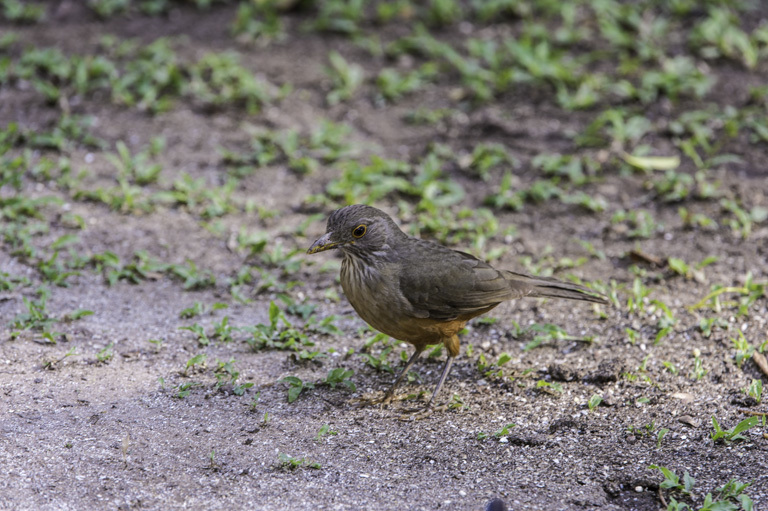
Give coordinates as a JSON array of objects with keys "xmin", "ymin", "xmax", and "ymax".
[{"xmin": 307, "ymin": 204, "xmax": 404, "ymax": 258}]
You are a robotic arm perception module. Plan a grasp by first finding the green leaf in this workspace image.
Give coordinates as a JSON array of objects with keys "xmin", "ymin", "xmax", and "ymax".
[
  {"xmin": 730, "ymin": 416, "xmax": 760, "ymax": 437},
  {"xmin": 287, "ymin": 385, "xmax": 301, "ymax": 403},
  {"xmin": 683, "ymin": 471, "xmax": 695, "ymax": 493},
  {"xmin": 185, "ymin": 353, "xmax": 206, "ymax": 370},
  {"xmin": 621, "ymin": 152, "xmax": 680, "ymax": 171},
  {"xmin": 65, "ymin": 309, "xmax": 94, "ymax": 321},
  {"xmin": 268, "ymin": 300, "xmax": 280, "ymax": 325},
  {"xmin": 668, "ymin": 257, "xmax": 689, "ymax": 275},
  {"xmin": 281, "ymin": 376, "xmax": 302, "ymax": 386}
]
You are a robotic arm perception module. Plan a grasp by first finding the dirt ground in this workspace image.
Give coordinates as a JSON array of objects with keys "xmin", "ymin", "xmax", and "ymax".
[{"xmin": 1, "ymin": 3, "xmax": 767, "ymax": 510}]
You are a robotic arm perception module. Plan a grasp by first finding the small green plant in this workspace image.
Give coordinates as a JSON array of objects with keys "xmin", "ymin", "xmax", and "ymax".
[
  {"xmin": 230, "ymin": 2, "xmax": 284, "ymax": 44},
  {"xmin": 375, "ymin": 64, "xmax": 436, "ymax": 102},
  {"xmin": 731, "ymin": 330, "xmax": 754, "ymax": 368},
  {"xmin": 522, "ymin": 323, "xmax": 592, "ymax": 351},
  {"xmin": 690, "ymin": 7, "xmax": 759, "ymax": 69},
  {"xmin": 720, "ymin": 199, "xmax": 767, "ymax": 239},
  {"xmin": 213, "ymin": 358, "xmax": 253, "ymax": 395},
  {"xmin": 187, "ymin": 52, "xmax": 277, "ymax": 114},
  {"xmin": 627, "ymin": 278, "xmax": 651, "ymax": 315},
  {"xmin": 180, "ymin": 302, "xmax": 204, "ymax": 319},
  {"xmin": 426, "ymin": 0, "xmax": 461, "ymax": 26},
  {"xmin": 678, "ymin": 207, "xmax": 718, "ymax": 230},
  {"xmin": 587, "ymin": 394, "xmax": 602, "ymax": 411},
  {"xmin": 259, "ymin": 242, "xmax": 304, "ymax": 275},
  {"xmin": 183, "ymin": 353, "xmax": 207, "ymax": 374},
  {"xmin": 243, "ymin": 301, "xmax": 311, "ymax": 352},
  {"xmin": 307, "ymin": 0, "xmax": 365, "ymax": 34},
  {"xmin": 689, "ymin": 353, "xmax": 707, "ymax": 381},
  {"xmin": 651, "ymin": 465, "xmax": 755, "ymax": 511},
  {"xmin": 212, "ymin": 316, "xmax": 234, "ymax": 343},
  {"xmin": 650, "ymin": 299, "xmax": 676, "ymax": 345},
  {"xmin": 323, "ymin": 368, "xmax": 356, "ymax": 392},
  {"xmin": 249, "ymin": 391, "xmax": 261, "ymax": 411},
  {"xmin": 316, "ymin": 424, "xmax": 338, "ymax": 442},
  {"xmin": 710, "ymin": 416, "xmax": 760, "ymax": 444},
  {"xmin": 667, "ymin": 256, "xmax": 718, "ymax": 282},
  {"xmin": 305, "ymin": 314, "xmax": 343, "ymax": 337},
  {"xmin": 277, "ymin": 453, "xmax": 321, "ymax": 470},
  {"xmin": 611, "ymin": 209, "xmax": 661, "ymax": 239},
  {"xmin": 106, "ymin": 140, "xmax": 163, "ymax": 186},
  {"xmin": 447, "ymin": 393, "xmax": 467, "ymax": 410},
  {"xmin": 359, "ymin": 334, "xmax": 395, "ymax": 373},
  {"xmin": 656, "ymin": 428, "xmax": 669, "ymax": 449},
  {"xmin": 96, "ymin": 342, "xmax": 114, "ymax": 363},
  {"xmin": 179, "ymin": 323, "xmax": 210, "ymax": 346},
  {"xmin": 173, "ymin": 381, "xmax": 202, "ymax": 399},
  {"xmin": 41, "ymin": 346, "xmax": 78, "ymax": 370},
  {"xmin": 166, "ymin": 260, "xmax": 216, "ymax": 290},
  {"xmin": 493, "ymin": 423, "xmax": 516, "ymax": 438},
  {"xmin": 138, "ymin": 0, "xmax": 171, "ymax": 16},
  {"xmin": 698, "ymin": 316, "xmax": 729, "ymax": 338},
  {"xmin": 147, "ymin": 338, "xmax": 164, "ymax": 351},
  {"xmin": 88, "ymin": 0, "xmax": 129, "ymax": 18},
  {"xmin": 651, "ymin": 465, "xmax": 694, "ymax": 495},
  {"xmin": 744, "ymin": 379, "xmax": 763, "ymax": 403},
  {"xmin": 325, "ymin": 51, "xmax": 363, "ymax": 105},
  {"xmin": 0, "ymin": 271, "xmax": 30, "ymax": 292},
  {"xmin": 535, "ymin": 380, "xmax": 563, "ymax": 395},
  {"xmin": 293, "ymin": 349, "xmax": 325, "ymax": 363},
  {"xmin": 281, "ymin": 376, "xmax": 314, "ymax": 403},
  {"xmin": 662, "ymin": 361, "xmax": 679, "ymax": 375},
  {"xmin": 9, "ymin": 287, "xmax": 54, "ymax": 333},
  {"xmin": 89, "ymin": 251, "xmax": 165, "ymax": 287},
  {"xmin": 2, "ymin": 0, "xmax": 47, "ymax": 23},
  {"xmin": 207, "ymin": 449, "xmax": 218, "ymax": 471},
  {"xmin": 689, "ymin": 274, "xmax": 766, "ymax": 316},
  {"xmin": 638, "ymin": 355, "xmax": 651, "ymax": 373}
]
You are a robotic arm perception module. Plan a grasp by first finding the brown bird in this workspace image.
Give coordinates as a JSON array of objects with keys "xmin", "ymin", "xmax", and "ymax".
[{"xmin": 308, "ymin": 204, "xmax": 607, "ymax": 411}]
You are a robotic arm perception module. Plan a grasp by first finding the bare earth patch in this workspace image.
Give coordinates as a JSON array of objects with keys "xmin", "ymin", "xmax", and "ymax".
[{"xmin": 1, "ymin": 3, "xmax": 767, "ymax": 510}]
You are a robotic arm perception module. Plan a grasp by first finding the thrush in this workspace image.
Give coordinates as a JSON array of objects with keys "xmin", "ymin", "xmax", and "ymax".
[{"xmin": 308, "ymin": 204, "xmax": 607, "ymax": 411}]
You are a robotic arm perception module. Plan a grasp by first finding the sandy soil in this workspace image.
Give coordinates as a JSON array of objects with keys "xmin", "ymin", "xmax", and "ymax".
[{"xmin": 1, "ymin": 3, "xmax": 767, "ymax": 510}]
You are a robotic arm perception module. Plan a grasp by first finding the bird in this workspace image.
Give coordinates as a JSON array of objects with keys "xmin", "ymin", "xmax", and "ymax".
[{"xmin": 307, "ymin": 204, "xmax": 607, "ymax": 412}]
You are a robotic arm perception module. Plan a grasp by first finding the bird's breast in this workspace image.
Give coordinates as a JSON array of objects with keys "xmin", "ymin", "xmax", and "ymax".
[
  {"xmin": 339, "ymin": 255, "xmax": 471, "ymax": 347},
  {"xmin": 340, "ymin": 256, "xmax": 414, "ymax": 340}
]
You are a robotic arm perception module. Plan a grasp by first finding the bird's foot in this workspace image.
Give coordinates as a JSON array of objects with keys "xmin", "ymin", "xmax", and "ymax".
[{"xmin": 350, "ymin": 392, "xmax": 406, "ymax": 408}]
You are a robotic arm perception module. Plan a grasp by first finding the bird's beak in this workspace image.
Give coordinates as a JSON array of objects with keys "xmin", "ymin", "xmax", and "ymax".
[{"xmin": 307, "ymin": 232, "xmax": 340, "ymax": 254}]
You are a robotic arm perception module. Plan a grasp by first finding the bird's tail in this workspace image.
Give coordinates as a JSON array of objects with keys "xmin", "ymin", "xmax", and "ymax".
[{"xmin": 503, "ymin": 270, "xmax": 608, "ymax": 304}]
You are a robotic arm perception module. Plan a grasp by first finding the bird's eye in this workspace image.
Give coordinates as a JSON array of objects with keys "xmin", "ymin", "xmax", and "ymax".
[{"xmin": 352, "ymin": 224, "xmax": 367, "ymax": 238}]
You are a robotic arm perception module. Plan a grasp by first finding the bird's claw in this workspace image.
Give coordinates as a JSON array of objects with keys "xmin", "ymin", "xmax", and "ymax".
[
  {"xmin": 398, "ymin": 402, "xmax": 448, "ymax": 421},
  {"xmin": 351, "ymin": 390, "xmax": 449, "ymax": 419},
  {"xmin": 350, "ymin": 392, "xmax": 404, "ymax": 408}
]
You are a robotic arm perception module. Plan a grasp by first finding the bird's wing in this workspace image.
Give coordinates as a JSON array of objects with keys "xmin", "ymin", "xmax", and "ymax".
[{"xmin": 397, "ymin": 241, "xmax": 529, "ymax": 320}]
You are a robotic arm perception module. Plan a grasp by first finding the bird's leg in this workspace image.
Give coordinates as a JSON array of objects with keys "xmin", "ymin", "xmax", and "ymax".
[
  {"xmin": 400, "ymin": 355, "xmax": 455, "ymax": 419},
  {"xmin": 427, "ymin": 354, "xmax": 454, "ymax": 408},
  {"xmin": 351, "ymin": 347, "xmax": 423, "ymax": 407},
  {"xmin": 381, "ymin": 347, "xmax": 424, "ymax": 402}
]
